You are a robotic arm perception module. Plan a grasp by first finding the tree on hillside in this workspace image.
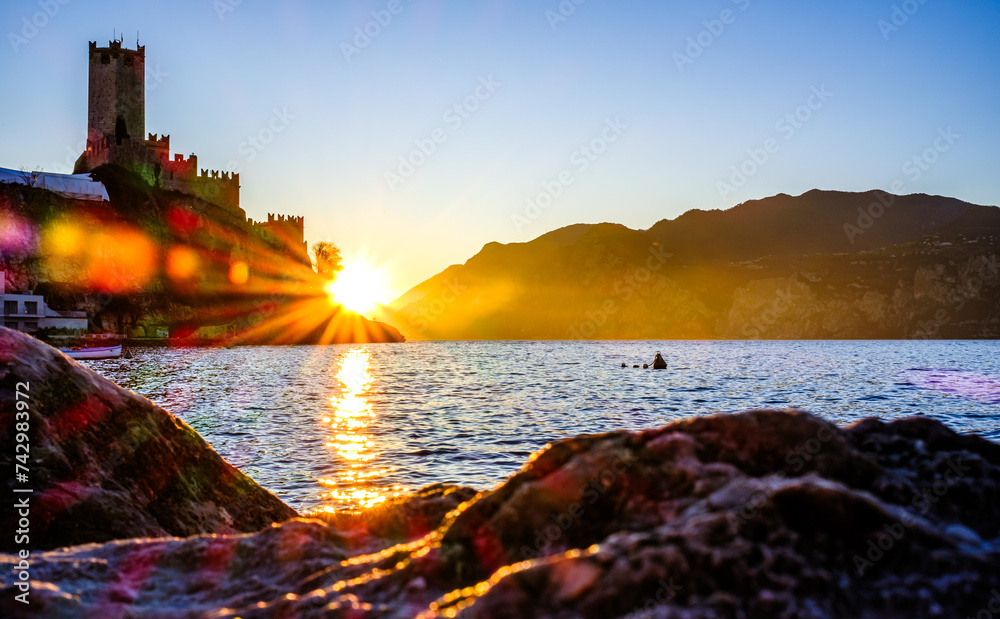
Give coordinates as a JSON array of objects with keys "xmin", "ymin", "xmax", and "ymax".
[
  {"xmin": 312, "ymin": 241, "xmax": 344, "ymax": 279},
  {"xmin": 17, "ymin": 166, "xmax": 39, "ymax": 187}
]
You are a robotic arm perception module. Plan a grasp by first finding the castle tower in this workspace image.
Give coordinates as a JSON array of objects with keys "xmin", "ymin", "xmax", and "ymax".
[
  {"xmin": 72, "ymin": 38, "xmax": 242, "ymax": 216},
  {"xmin": 86, "ymin": 40, "xmax": 145, "ymax": 149}
]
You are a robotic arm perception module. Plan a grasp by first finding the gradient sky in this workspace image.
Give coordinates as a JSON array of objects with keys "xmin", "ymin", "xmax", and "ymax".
[{"xmin": 2, "ymin": 0, "xmax": 998, "ymax": 300}]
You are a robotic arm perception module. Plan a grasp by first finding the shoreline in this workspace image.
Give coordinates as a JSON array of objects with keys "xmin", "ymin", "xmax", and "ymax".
[{"xmin": 43, "ymin": 336, "xmax": 1000, "ymax": 346}]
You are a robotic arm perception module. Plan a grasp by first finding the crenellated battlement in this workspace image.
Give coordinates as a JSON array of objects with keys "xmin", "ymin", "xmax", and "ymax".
[
  {"xmin": 197, "ymin": 169, "xmax": 240, "ymax": 183},
  {"xmin": 268, "ymin": 213, "xmax": 303, "ymax": 226},
  {"xmin": 161, "ymin": 152, "xmax": 196, "ymax": 174},
  {"xmin": 89, "ymin": 40, "xmax": 145, "ymax": 57},
  {"xmin": 251, "ymin": 213, "xmax": 307, "ymax": 258},
  {"xmin": 147, "ymin": 133, "xmax": 170, "ymax": 147}
]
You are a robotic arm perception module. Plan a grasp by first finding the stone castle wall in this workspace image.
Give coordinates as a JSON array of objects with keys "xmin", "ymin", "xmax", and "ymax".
[
  {"xmin": 72, "ymin": 40, "xmax": 303, "ymax": 258},
  {"xmin": 249, "ymin": 213, "xmax": 307, "ymax": 258}
]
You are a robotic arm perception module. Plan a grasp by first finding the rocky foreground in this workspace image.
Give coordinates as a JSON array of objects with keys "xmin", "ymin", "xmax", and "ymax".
[
  {"xmin": 0, "ymin": 327, "xmax": 297, "ymax": 551},
  {"xmin": 2, "ymin": 329, "xmax": 999, "ymax": 617}
]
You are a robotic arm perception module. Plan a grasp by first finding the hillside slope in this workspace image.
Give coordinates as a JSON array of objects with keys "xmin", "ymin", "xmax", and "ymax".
[{"xmin": 389, "ymin": 190, "xmax": 999, "ymax": 340}]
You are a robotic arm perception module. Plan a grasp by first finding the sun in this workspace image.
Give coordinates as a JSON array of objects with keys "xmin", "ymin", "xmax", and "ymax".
[{"xmin": 325, "ymin": 260, "xmax": 390, "ymax": 316}]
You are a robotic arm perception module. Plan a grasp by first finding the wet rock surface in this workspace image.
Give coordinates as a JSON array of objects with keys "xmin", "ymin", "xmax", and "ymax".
[
  {"xmin": 0, "ymin": 327, "xmax": 298, "ymax": 552},
  {"xmin": 1, "ymin": 334, "xmax": 998, "ymax": 617}
]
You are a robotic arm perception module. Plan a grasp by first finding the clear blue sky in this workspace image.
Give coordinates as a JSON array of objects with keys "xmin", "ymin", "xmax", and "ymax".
[{"xmin": 2, "ymin": 0, "xmax": 998, "ymax": 299}]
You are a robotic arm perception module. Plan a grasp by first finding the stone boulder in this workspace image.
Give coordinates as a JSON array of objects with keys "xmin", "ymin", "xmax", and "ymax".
[
  {"xmin": 2, "ymin": 402, "xmax": 998, "ymax": 618},
  {"xmin": 0, "ymin": 327, "xmax": 298, "ymax": 552}
]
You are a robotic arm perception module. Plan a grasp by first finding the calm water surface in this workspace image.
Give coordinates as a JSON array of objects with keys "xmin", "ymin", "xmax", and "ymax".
[{"xmin": 86, "ymin": 341, "xmax": 1000, "ymax": 513}]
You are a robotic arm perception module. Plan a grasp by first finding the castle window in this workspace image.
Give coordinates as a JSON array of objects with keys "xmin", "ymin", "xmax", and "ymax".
[
  {"xmin": 101, "ymin": 54, "xmax": 110, "ymax": 64},
  {"xmin": 115, "ymin": 115, "xmax": 130, "ymax": 145},
  {"xmin": 125, "ymin": 55, "xmax": 133, "ymax": 66}
]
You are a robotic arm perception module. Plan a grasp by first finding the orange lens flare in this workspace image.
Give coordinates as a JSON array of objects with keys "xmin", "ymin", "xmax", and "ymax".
[
  {"xmin": 228, "ymin": 261, "xmax": 249, "ymax": 285},
  {"xmin": 86, "ymin": 226, "xmax": 157, "ymax": 293},
  {"xmin": 42, "ymin": 220, "xmax": 85, "ymax": 257},
  {"xmin": 167, "ymin": 246, "xmax": 200, "ymax": 281}
]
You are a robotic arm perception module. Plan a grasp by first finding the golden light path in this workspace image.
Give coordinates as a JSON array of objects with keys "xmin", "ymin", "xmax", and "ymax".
[{"xmin": 318, "ymin": 348, "xmax": 403, "ymax": 511}]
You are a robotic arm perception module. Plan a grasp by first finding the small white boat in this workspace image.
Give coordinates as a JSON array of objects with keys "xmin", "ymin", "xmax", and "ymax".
[{"xmin": 61, "ymin": 345, "xmax": 122, "ymax": 360}]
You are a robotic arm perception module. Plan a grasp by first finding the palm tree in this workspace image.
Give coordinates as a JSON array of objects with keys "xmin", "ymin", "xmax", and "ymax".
[{"xmin": 312, "ymin": 241, "xmax": 344, "ymax": 278}]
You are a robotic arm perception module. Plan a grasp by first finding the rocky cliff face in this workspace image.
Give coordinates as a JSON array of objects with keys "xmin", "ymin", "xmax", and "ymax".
[
  {"xmin": 0, "ymin": 328, "xmax": 298, "ymax": 552},
  {"xmin": 2, "ymin": 348, "xmax": 997, "ymax": 619},
  {"xmin": 719, "ymin": 252, "xmax": 1000, "ymax": 338}
]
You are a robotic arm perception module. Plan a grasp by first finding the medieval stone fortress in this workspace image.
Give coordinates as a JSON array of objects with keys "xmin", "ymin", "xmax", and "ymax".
[{"xmin": 73, "ymin": 39, "xmax": 306, "ymax": 256}]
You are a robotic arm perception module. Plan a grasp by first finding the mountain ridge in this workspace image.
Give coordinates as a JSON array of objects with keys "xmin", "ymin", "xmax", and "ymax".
[{"xmin": 388, "ymin": 189, "xmax": 999, "ymax": 340}]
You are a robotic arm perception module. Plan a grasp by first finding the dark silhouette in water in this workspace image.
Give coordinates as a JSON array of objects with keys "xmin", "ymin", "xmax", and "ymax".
[{"xmin": 653, "ymin": 352, "xmax": 667, "ymax": 369}]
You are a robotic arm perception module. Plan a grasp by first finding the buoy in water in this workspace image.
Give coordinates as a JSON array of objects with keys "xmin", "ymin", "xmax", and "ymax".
[
  {"xmin": 643, "ymin": 364, "xmax": 649, "ymax": 369},
  {"xmin": 621, "ymin": 363, "xmax": 627, "ymax": 368},
  {"xmin": 652, "ymin": 352, "xmax": 667, "ymax": 370}
]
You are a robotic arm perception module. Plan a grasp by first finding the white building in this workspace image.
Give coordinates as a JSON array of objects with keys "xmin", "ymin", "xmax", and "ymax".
[
  {"xmin": 0, "ymin": 167, "xmax": 109, "ymax": 201},
  {"xmin": 0, "ymin": 272, "xmax": 88, "ymax": 336}
]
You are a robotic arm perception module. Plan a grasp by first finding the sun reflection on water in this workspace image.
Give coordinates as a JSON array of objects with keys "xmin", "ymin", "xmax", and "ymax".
[{"xmin": 319, "ymin": 348, "xmax": 402, "ymax": 511}]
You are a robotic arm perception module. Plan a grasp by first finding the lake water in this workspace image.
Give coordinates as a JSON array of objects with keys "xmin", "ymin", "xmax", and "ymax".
[{"xmin": 86, "ymin": 340, "xmax": 1000, "ymax": 513}]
